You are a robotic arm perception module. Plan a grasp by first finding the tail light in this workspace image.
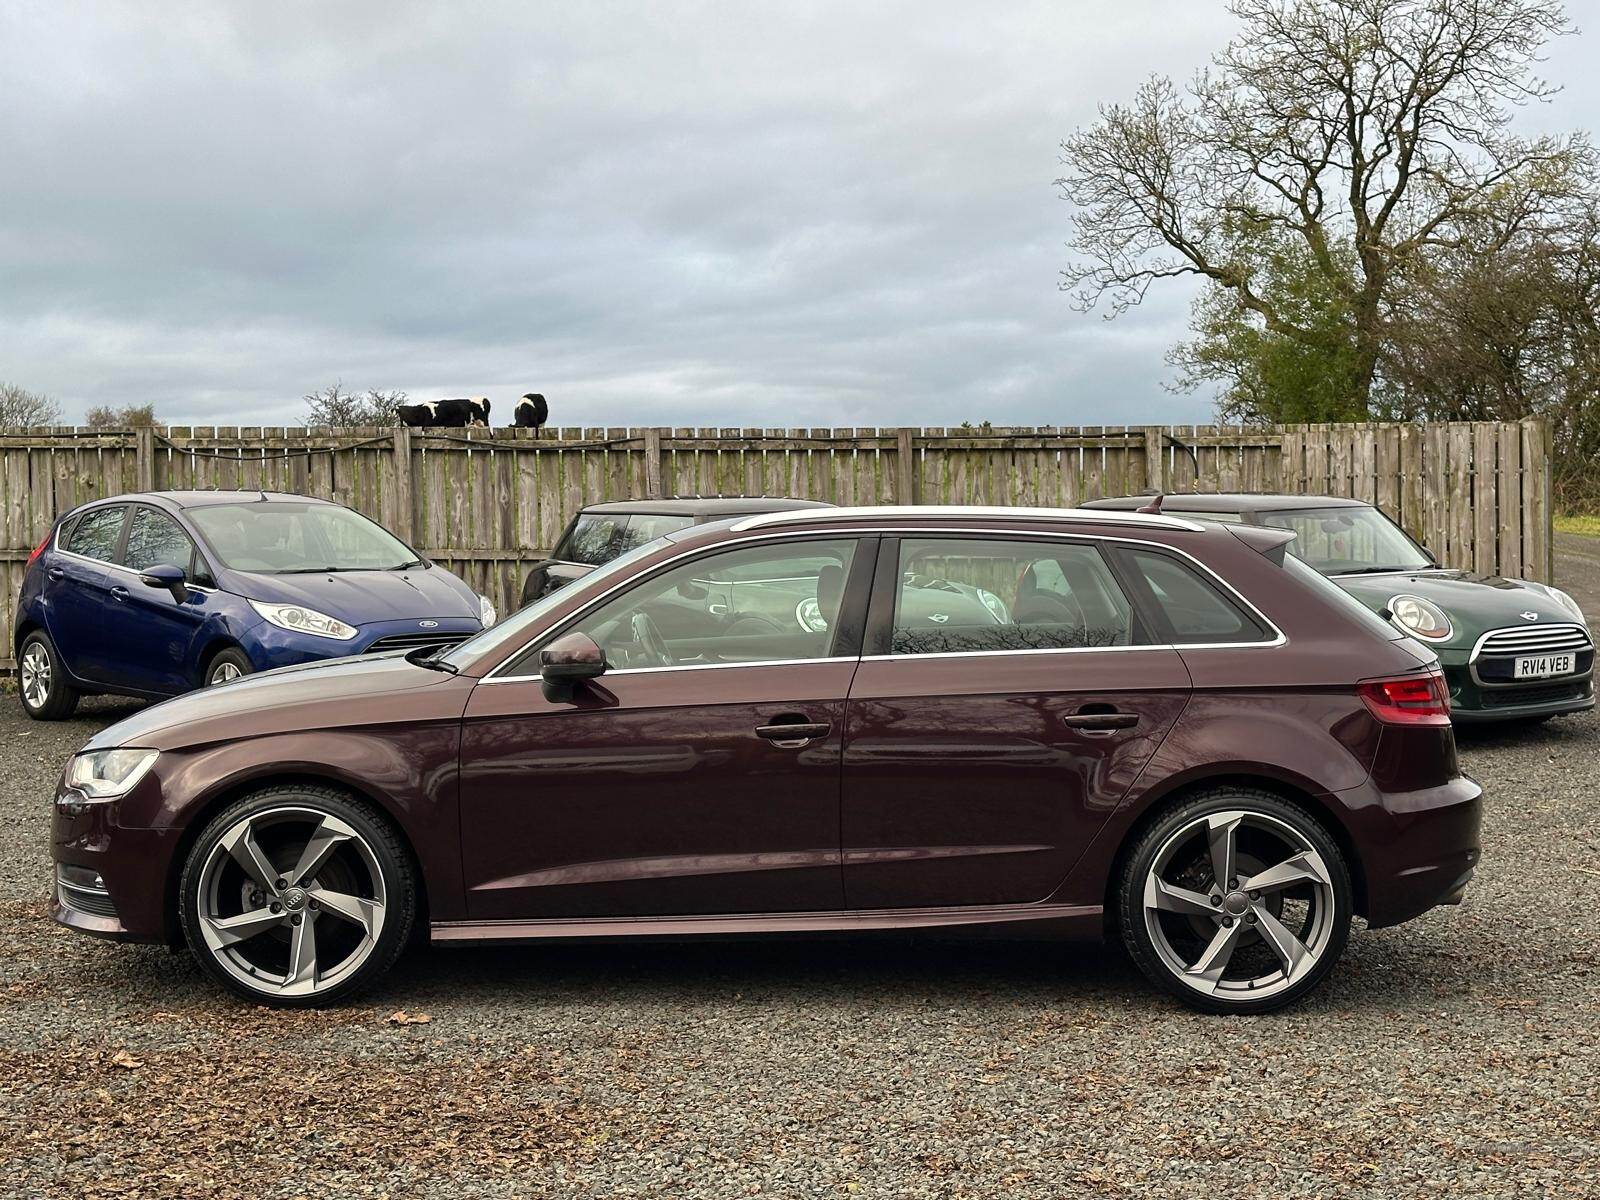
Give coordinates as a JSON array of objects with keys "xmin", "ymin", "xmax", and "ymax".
[
  {"xmin": 25, "ymin": 531, "xmax": 51, "ymax": 568},
  {"xmin": 1358, "ymin": 670, "xmax": 1451, "ymax": 726}
]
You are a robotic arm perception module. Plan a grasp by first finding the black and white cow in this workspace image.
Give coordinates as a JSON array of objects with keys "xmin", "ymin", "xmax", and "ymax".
[
  {"xmin": 396, "ymin": 397, "xmax": 491, "ymax": 428},
  {"xmin": 514, "ymin": 393, "xmax": 548, "ymax": 434}
]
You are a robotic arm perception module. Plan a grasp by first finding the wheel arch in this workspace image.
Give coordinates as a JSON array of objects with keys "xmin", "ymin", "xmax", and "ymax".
[
  {"xmin": 1103, "ymin": 771, "xmax": 1368, "ymax": 928},
  {"xmin": 161, "ymin": 770, "xmax": 431, "ymax": 947},
  {"xmin": 194, "ymin": 638, "xmax": 248, "ymax": 688}
]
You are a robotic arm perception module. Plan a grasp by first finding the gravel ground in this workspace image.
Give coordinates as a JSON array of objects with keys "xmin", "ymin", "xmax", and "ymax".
[{"xmin": 2, "ymin": 548, "xmax": 1598, "ymax": 1198}]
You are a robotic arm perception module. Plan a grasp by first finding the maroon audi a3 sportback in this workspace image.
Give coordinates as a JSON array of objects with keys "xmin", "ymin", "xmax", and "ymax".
[{"xmin": 50, "ymin": 505, "xmax": 1482, "ymax": 1013}]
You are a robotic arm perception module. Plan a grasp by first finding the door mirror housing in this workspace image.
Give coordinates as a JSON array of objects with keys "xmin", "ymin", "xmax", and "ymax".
[
  {"xmin": 539, "ymin": 631, "xmax": 607, "ymax": 701},
  {"xmin": 139, "ymin": 562, "xmax": 189, "ymax": 602}
]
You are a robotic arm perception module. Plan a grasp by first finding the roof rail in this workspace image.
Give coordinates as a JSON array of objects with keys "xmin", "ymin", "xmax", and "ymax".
[{"xmin": 729, "ymin": 504, "xmax": 1207, "ymax": 533}]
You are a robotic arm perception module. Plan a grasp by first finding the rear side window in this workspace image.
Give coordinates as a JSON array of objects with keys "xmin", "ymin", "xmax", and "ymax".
[
  {"xmin": 64, "ymin": 506, "xmax": 126, "ymax": 562},
  {"xmin": 1116, "ymin": 547, "xmax": 1271, "ymax": 644},
  {"xmin": 890, "ymin": 537, "xmax": 1138, "ymax": 655},
  {"xmin": 123, "ymin": 508, "xmax": 197, "ymax": 573},
  {"xmin": 562, "ymin": 513, "xmax": 697, "ymax": 565}
]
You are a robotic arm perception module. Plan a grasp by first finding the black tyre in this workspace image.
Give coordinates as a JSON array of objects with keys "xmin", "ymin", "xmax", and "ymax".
[
  {"xmin": 1117, "ymin": 787, "xmax": 1352, "ymax": 1015},
  {"xmin": 17, "ymin": 630, "xmax": 80, "ymax": 720},
  {"xmin": 203, "ymin": 646, "xmax": 253, "ymax": 687},
  {"xmin": 178, "ymin": 784, "xmax": 416, "ymax": 1007}
]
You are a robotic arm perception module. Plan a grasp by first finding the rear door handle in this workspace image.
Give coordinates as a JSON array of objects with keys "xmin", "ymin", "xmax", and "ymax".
[
  {"xmin": 1062, "ymin": 712, "xmax": 1139, "ymax": 731},
  {"xmin": 755, "ymin": 720, "xmax": 831, "ymax": 746},
  {"xmin": 47, "ymin": 567, "xmax": 65, "ymax": 581},
  {"xmin": 109, "ymin": 585, "xmax": 129, "ymax": 601}
]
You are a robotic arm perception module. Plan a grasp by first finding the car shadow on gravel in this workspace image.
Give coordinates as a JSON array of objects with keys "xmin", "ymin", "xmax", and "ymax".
[{"xmin": 1451, "ymin": 712, "xmax": 1594, "ymax": 752}]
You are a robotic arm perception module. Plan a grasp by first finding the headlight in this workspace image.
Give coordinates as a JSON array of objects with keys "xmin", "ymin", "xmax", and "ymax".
[
  {"xmin": 1539, "ymin": 584, "xmax": 1587, "ymax": 624},
  {"xmin": 977, "ymin": 588, "xmax": 1009, "ymax": 623},
  {"xmin": 65, "ymin": 748, "xmax": 158, "ymax": 801},
  {"xmin": 1388, "ymin": 594, "xmax": 1453, "ymax": 641},
  {"xmin": 478, "ymin": 595, "xmax": 497, "ymax": 628},
  {"xmin": 248, "ymin": 599, "xmax": 357, "ymax": 640}
]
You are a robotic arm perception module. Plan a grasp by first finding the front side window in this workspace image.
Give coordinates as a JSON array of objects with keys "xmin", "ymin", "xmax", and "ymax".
[
  {"xmin": 539, "ymin": 538, "xmax": 859, "ymax": 671},
  {"xmin": 64, "ymin": 506, "xmax": 126, "ymax": 562},
  {"xmin": 890, "ymin": 538, "xmax": 1136, "ymax": 655},
  {"xmin": 1117, "ymin": 548, "xmax": 1270, "ymax": 644},
  {"xmin": 187, "ymin": 502, "xmax": 415, "ymax": 573},
  {"xmin": 123, "ymin": 508, "xmax": 196, "ymax": 574},
  {"xmin": 1259, "ymin": 505, "xmax": 1431, "ymax": 575}
]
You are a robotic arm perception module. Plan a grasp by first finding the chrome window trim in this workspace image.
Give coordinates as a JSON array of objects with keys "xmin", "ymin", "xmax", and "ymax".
[
  {"xmin": 731, "ymin": 505, "xmax": 1206, "ymax": 534},
  {"xmin": 54, "ymin": 515, "xmax": 218, "ymax": 593},
  {"xmin": 480, "ymin": 524, "xmax": 1287, "ymax": 683}
]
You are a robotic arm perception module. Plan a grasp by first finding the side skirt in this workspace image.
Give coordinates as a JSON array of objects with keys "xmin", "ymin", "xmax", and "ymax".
[{"xmin": 431, "ymin": 902, "xmax": 1105, "ymax": 945}]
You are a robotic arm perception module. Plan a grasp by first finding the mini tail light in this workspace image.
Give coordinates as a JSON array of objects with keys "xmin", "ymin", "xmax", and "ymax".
[
  {"xmin": 1358, "ymin": 671, "xmax": 1452, "ymax": 726},
  {"xmin": 25, "ymin": 531, "xmax": 51, "ymax": 568}
]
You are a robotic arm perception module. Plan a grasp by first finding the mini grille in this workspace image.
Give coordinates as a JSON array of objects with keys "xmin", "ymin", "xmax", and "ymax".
[
  {"xmin": 1475, "ymin": 624, "xmax": 1593, "ymax": 659},
  {"xmin": 363, "ymin": 632, "xmax": 471, "ymax": 655}
]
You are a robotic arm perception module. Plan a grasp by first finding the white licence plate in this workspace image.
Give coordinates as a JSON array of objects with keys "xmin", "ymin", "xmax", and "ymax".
[{"xmin": 1514, "ymin": 653, "xmax": 1574, "ymax": 679}]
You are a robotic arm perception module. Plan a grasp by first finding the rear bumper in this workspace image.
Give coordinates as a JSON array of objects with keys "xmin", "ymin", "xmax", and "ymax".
[{"xmin": 1340, "ymin": 774, "xmax": 1484, "ymax": 928}]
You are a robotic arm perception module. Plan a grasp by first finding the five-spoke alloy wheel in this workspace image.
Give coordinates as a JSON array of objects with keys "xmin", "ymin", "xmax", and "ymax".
[
  {"xmin": 180, "ymin": 786, "xmax": 415, "ymax": 1005},
  {"xmin": 1119, "ymin": 788, "xmax": 1351, "ymax": 1014}
]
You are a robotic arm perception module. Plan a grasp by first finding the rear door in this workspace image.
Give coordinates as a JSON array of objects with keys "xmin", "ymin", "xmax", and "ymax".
[
  {"xmin": 840, "ymin": 534, "xmax": 1192, "ymax": 910},
  {"xmin": 44, "ymin": 504, "xmax": 128, "ymax": 685}
]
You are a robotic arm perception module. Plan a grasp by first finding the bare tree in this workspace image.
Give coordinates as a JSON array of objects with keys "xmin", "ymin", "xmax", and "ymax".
[
  {"xmin": 1059, "ymin": 0, "xmax": 1586, "ymax": 409},
  {"xmin": 84, "ymin": 403, "xmax": 160, "ymax": 429},
  {"xmin": 0, "ymin": 382, "xmax": 63, "ymax": 426},
  {"xmin": 302, "ymin": 383, "xmax": 407, "ymax": 426}
]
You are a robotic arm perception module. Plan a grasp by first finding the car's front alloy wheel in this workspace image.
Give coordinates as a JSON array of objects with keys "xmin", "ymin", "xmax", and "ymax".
[
  {"xmin": 1119, "ymin": 788, "xmax": 1352, "ymax": 1014},
  {"xmin": 179, "ymin": 786, "xmax": 414, "ymax": 1006}
]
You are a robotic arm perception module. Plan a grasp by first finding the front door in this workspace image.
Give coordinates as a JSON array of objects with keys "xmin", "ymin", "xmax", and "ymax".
[
  {"xmin": 841, "ymin": 535, "xmax": 1192, "ymax": 910},
  {"xmin": 459, "ymin": 535, "xmax": 874, "ymax": 920},
  {"xmin": 105, "ymin": 505, "xmax": 211, "ymax": 693}
]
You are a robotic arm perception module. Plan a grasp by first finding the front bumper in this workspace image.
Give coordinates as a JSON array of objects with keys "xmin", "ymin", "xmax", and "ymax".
[
  {"xmin": 241, "ymin": 615, "xmax": 483, "ymax": 672},
  {"xmin": 1338, "ymin": 773, "xmax": 1483, "ymax": 928},
  {"xmin": 51, "ymin": 786, "xmax": 177, "ymax": 945},
  {"xmin": 1441, "ymin": 657, "xmax": 1594, "ymax": 722}
]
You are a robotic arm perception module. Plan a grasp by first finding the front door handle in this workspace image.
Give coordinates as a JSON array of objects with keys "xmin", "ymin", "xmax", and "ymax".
[
  {"xmin": 1061, "ymin": 712, "xmax": 1139, "ymax": 731},
  {"xmin": 755, "ymin": 719, "xmax": 831, "ymax": 747},
  {"xmin": 109, "ymin": 585, "xmax": 129, "ymax": 602}
]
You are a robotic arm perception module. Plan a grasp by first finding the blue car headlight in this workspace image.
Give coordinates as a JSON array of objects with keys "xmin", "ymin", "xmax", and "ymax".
[{"xmin": 248, "ymin": 599, "xmax": 358, "ymax": 641}]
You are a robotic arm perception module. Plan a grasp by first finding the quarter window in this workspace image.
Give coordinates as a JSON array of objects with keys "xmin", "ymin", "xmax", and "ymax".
[
  {"xmin": 64, "ymin": 506, "xmax": 126, "ymax": 562},
  {"xmin": 1117, "ymin": 548, "xmax": 1269, "ymax": 644},
  {"xmin": 889, "ymin": 538, "xmax": 1136, "ymax": 655},
  {"xmin": 533, "ymin": 538, "xmax": 859, "ymax": 671},
  {"xmin": 123, "ymin": 508, "xmax": 197, "ymax": 574}
]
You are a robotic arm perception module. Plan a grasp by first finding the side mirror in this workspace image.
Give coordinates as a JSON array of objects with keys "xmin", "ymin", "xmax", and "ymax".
[
  {"xmin": 539, "ymin": 631, "xmax": 606, "ymax": 702},
  {"xmin": 139, "ymin": 562, "xmax": 189, "ymax": 602}
]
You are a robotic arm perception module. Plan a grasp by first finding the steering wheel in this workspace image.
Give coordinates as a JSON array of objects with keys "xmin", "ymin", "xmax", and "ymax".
[{"xmin": 630, "ymin": 612, "xmax": 674, "ymax": 667}]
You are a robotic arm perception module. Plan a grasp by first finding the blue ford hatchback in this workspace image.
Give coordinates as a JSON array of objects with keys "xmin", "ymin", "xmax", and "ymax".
[{"xmin": 14, "ymin": 491, "xmax": 494, "ymax": 719}]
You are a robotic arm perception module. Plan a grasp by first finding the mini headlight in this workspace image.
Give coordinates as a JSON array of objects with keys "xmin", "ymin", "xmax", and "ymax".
[
  {"xmin": 248, "ymin": 599, "xmax": 357, "ymax": 640},
  {"xmin": 977, "ymin": 589, "xmax": 1009, "ymax": 623},
  {"xmin": 478, "ymin": 594, "xmax": 497, "ymax": 628},
  {"xmin": 65, "ymin": 748, "xmax": 158, "ymax": 801},
  {"xmin": 1542, "ymin": 585, "xmax": 1587, "ymax": 624},
  {"xmin": 1388, "ymin": 594, "xmax": 1453, "ymax": 641}
]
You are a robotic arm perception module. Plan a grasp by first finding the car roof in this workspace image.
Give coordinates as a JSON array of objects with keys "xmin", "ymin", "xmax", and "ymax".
[
  {"xmin": 577, "ymin": 496, "xmax": 834, "ymax": 518},
  {"xmin": 1081, "ymin": 493, "xmax": 1370, "ymax": 514},
  {"xmin": 71, "ymin": 490, "xmax": 334, "ymax": 514}
]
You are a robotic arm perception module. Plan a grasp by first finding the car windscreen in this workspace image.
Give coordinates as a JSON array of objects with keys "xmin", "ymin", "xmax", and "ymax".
[
  {"xmin": 1259, "ymin": 506, "xmax": 1432, "ymax": 575},
  {"xmin": 186, "ymin": 502, "xmax": 417, "ymax": 573},
  {"xmin": 560, "ymin": 513, "xmax": 696, "ymax": 566}
]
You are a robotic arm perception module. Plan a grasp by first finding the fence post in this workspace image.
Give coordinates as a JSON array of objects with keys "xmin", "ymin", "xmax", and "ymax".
[
  {"xmin": 1143, "ymin": 426, "xmax": 1165, "ymax": 493},
  {"xmin": 134, "ymin": 426, "xmax": 156, "ymax": 491},
  {"xmin": 643, "ymin": 428, "xmax": 664, "ymax": 499},
  {"xmin": 391, "ymin": 426, "xmax": 415, "ymax": 543},
  {"xmin": 896, "ymin": 427, "xmax": 918, "ymax": 505}
]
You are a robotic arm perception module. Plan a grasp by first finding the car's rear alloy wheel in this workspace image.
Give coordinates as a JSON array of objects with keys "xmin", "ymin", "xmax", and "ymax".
[
  {"xmin": 18, "ymin": 631, "xmax": 79, "ymax": 720},
  {"xmin": 1120, "ymin": 789, "xmax": 1351, "ymax": 1014},
  {"xmin": 180, "ymin": 787, "xmax": 414, "ymax": 1006}
]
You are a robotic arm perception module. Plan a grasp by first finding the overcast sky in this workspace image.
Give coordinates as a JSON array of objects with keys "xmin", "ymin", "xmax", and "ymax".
[{"xmin": 1, "ymin": 2, "xmax": 1594, "ymax": 428}]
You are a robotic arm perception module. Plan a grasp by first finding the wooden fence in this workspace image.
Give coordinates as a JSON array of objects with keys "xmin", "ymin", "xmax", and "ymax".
[{"xmin": 0, "ymin": 420, "xmax": 1553, "ymax": 668}]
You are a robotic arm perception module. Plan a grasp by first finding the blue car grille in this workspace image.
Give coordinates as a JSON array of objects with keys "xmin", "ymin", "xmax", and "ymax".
[{"xmin": 363, "ymin": 631, "xmax": 472, "ymax": 655}]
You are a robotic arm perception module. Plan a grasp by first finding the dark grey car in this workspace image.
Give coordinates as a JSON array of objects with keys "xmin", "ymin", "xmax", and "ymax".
[{"xmin": 518, "ymin": 497, "xmax": 833, "ymax": 607}]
